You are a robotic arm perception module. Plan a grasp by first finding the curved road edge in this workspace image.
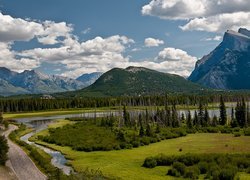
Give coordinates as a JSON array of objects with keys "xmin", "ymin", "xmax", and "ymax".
[{"xmin": 3, "ymin": 124, "xmax": 47, "ymax": 180}]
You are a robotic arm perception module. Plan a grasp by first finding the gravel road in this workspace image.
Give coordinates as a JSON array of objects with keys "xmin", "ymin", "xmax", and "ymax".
[{"xmin": 3, "ymin": 124, "xmax": 47, "ymax": 180}]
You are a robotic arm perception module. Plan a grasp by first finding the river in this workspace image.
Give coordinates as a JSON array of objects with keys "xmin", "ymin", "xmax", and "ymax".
[{"xmin": 14, "ymin": 102, "xmax": 249, "ymax": 175}]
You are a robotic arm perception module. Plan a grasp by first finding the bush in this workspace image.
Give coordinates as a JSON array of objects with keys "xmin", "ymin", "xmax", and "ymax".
[
  {"xmin": 177, "ymin": 154, "xmax": 200, "ymax": 166},
  {"xmin": 244, "ymin": 128, "xmax": 250, "ymax": 136},
  {"xmin": 143, "ymin": 157, "xmax": 157, "ymax": 168},
  {"xmin": 167, "ymin": 168, "xmax": 180, "ymax": 177},
  {"xmin": 218, "ymin": 168, "xmax": 237, "ymax": 180},
  {"xmin": 198, "ymin": 161, "xmax": 209, "ymax": 174},
  {"xmin": 155, "ymin": 154, "xmax": 175, "ymax": 166},
  {"xmin": 172, "ymin": 162, "xmax": 186, "ymax": 175},
  {"xmin": 184, "ymin": 166, "xmax": 200, "ymax": 179},
  {"xmin": 234, "ymin": 132, "xmax": 241, "ymax": 137}
]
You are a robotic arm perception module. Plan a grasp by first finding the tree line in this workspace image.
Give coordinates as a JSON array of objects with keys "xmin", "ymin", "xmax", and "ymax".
[{"xmin": 0, "ymin": 93, "xmax": 249, "ymax": 113}]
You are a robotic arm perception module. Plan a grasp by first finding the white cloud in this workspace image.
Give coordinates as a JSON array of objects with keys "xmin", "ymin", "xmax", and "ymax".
[
  {"xmin": 0, "ymin": 12, "xmax": 73, "ymax": 45},
  {"xmin": 81, "ymin": 27, "xmax": 91, "ymax": 35},
  {"xmin": 204, "ymin": 35, "xmax": 222, "ymax": 41},
  {"xmin": 142, "ymin": 0, "xmax": 250, "ymax": 32},
  {"xmin": 144, "ymin": 38, "xmax": 164, "ymax": 47},
  {"xmin": 0, "ymin": 42, "xmax": 40, "ymax": 72},
  {"xmin": 180, "ymin": 12, "xmax": 250, "ymax": 32},
  {"xmin": 0, "ymin": 12, "xmax": 196, "ymax": 78}
]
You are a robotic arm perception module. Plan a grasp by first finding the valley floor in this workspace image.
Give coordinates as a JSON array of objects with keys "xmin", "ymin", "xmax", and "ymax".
[{"xmin": 35, "ymin": 133, "xmax": 250, "ymax": 180}]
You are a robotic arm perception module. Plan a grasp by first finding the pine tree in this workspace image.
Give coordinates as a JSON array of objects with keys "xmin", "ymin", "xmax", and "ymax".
[
  {"xmin": 235, "ymin": 99, "xmax": 247, "ymax": 127},
  {"xmin": 155, "ymin": 123, "xmax": 161, "ymax": 133},
  {"xmin": 211, "ymin": 115, "xmax": 218, "ymax": 127},
  {"xmin": 198, "ymin": 103, "xmax": 204, "ymax": 126},
  {"xmin": 139, "ymin": 125, "xmax": 145, "ymax": 137},
  {"xmin": 194, "ymin": 111, "xmax": 199, "ymax": 127},
  {"xmin": 123, "ymin": 105, "xmax": 130, "ymax": 127},
  {"xmin": 219, "ymin": 96, "xmax": 227, "ymax": 125},
  {"xmin": 146, "ymin": 123, "xmax": 153, "ymax": 137},
  {"xmin": 0, "ymin": 135, "xmax": 8, "ymax": 165},
  {"xmin": 186, "ymin": 110, "xmax": 193, "ymax": 129},
  {"xmin": 231, "ymin": 108, "xmax": 238, "ymax": 127},
  {"xmin": 203, "ymin": 108, "xmax": 210, "ymax": 127}
]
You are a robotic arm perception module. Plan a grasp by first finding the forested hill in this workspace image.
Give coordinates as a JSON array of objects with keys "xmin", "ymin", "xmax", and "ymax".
[{"xmin": 63, "ymin": 66, "xmax": 208, "ymax": 97}]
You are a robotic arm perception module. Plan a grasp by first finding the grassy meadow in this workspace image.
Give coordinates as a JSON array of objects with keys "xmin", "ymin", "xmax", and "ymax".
[{"xmin": 34, "ymin": 132, "xmax": 250, "ymax": 180}]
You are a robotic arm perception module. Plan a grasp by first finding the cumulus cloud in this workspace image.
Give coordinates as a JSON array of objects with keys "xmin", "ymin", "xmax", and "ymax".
[
  {"xmin": 180, "ymin": 12, "xmax": 250, "ymax": 32},
  {"xmin": 0, "ymin": 42, "xmax": 40, "ymax": 72},
  {"xmin": 204, "ymin": 35, "xmax": 222, "ymax": 41},
  {"xmin": 0, "ymin": 12, "xmax": 196, "ymax": 78},
  {"xmin": 144, "ymin": 38, "xmax": 164, "ymax": 47},
  {"xmin": 20, "ymin": 35, "xmax": 135, "ymax": 78},
  {"xmin": 142, "ymin": 0, "xmax": 250, "ymax": 32},
  {"xmin": 0, "ymin": 12, "xmax": 73, "ymax": 44}
]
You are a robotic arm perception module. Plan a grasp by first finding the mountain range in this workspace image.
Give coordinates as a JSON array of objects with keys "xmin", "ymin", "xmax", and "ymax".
[
  {"xmin": 64, "ymin": 66, "xmax": 207, "ymax": 97},
  {"xmin": 0, "ymin": 67, "xmax": 101, "ymax": 96},
  {"xmin": 0, "ymin": 28, "xmax": 249, "ymax": 97},
  {"xmin": 189, "ymin": 28, "xmax": 250, "ymax": 90}
]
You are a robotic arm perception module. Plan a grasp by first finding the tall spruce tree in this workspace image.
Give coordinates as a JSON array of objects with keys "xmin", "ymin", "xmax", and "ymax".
[
  {"xmin": 186, "ymin": 110, "xmax": 193, "ymax": 129},
  {"xmin": 219, "ymin": 96, "xmax": 227, "ymax": 125}
]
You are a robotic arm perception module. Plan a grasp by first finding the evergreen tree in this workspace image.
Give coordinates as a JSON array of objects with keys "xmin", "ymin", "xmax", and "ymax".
[
  {"xmin": 198, "ymin": 103, "xmax": 204, "ymax": 126},
  {"xmin": 155, "ymin": 123, "xmax": 161, "ymax": 133},
  {"xmin": 0, "ymin": 112, "xmax": 3, "ymax": 124},
  {"xmin": 203, "ymin": 108, "xmax": 210, "ymax": 127},
  {"xmin": 146, "ymin": 123, "xmax": 153, "ymax": 137},
  {"xmin": 219, "ymin": 96, "xmax": 227, "ymax": 125},
  {"xmin": 139, "ymin": 125, "xmax": 145, "ymax": 137},
  {"xmin": 193, "ymin": 111, "xmax": 199, "ymax": 127},
  {"xmin": 231, "ymin": 108, "xmax": 238, "ymax": 128},
  {"xmin": 123, "ymin": 105, "xmax": 130, "ymax": 127},
  {"xmin": 186, "ymin": 110, "xmax": 193, "ymax": 129},
  {"xmin": 0, "ymin": 135, "xmax": 8, "ymax": 165},
  {"xmin": 211, "ymin": 115, "xmax": 218, "ymax": 127},
  {"xmin": 235, "ymin": 99, "xmax": 247, "ymax": 127},
  {"xmin": 172, "ymin": 105, "xmax": 180, "ymax": 127}
]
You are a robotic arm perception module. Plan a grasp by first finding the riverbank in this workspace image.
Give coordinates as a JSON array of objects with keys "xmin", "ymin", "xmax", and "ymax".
[{"xmin": 4, "ymin": 102, "xmax": 230, "ymax": 119}]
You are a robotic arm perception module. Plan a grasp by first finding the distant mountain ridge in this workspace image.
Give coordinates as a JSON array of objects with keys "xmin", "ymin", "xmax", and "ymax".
[
  {"xmin": 76, "ymin": 72, "xmax": 102, "ymax": 87},
  {"xmin": 0, "ymin": 67, "xmax": 100, "ymax": 96},
  {"xmin": 189, "ymin": 28, "xmax": 250, "ymax": 90},
  {"xmin": 67, "ymin": 66, "xmax": 207, "ymax": 97}
]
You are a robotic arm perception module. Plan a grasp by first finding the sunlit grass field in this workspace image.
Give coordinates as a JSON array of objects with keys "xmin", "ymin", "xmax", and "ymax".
[{"xmin": 34, "ymin": 132, "xmax": 250, "ymax": 180}]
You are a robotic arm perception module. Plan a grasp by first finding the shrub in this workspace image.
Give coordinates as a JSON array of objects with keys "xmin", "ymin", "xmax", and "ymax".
[
  {"xmin": 143, "ymin": 157, "xmax": 157, "ymax": 168},
  {"xmin": 233, "ymin": 132, "xmax": 241, "ymax": 137},
  {"xmin": 244, "ymin": 128, "xmax": 250, "ymax": 136},
  {"xmin": 198, "ymin": 161, "xmax": 209, "ymax": 174},
  {"xmin": 184, "ymin": 166, "xmax": 200, "ymax": 179},
  {"xmin": 177, "ymin": 154, "xmax": 201, "ymax": 166},
  {"xmin": 155, "ymin": 154, "xmax": 175, "ymax": 166},
  {"xmin": 218, "ymin": 168, "xmax": 237, "ymax": 180},
  {"xmin": 167, "ymin": 168, "xmax": 180, "ymax": 177},
  {"xmin": 172, "ymin": 162, "xmax": 186, "ymax": 175}
]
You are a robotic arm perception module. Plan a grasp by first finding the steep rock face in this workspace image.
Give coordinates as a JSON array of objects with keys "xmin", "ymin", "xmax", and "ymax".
[{"xmin": 189, "ymin": 28, "xmax": 250, "ymax": 90}]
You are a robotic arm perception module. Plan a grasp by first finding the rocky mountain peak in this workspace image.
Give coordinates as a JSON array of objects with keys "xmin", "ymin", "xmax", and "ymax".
[{"xmin": 189, "ymin": 28, "xmax": 250, "ymax": 90}]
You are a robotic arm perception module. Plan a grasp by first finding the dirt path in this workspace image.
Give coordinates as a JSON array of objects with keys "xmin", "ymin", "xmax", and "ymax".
[{"xmin": 3, "ymin": 125, "xmax": 47, "ymax": 180}]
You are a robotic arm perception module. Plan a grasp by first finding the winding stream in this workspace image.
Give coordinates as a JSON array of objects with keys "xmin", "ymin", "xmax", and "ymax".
[{"xmin": 14, "ymin": 102, "xmax": 249, "ymax": 175}]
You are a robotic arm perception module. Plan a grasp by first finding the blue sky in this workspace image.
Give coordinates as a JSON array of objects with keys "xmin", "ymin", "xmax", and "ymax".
[{"xmin": 0, "ymin": 0, "xmax": 249, "ymax": 78}]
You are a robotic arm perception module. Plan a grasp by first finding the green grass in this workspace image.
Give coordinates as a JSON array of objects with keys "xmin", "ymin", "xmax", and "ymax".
[
  {"xmin": 29, "ymin": 119, "xmax": 73, "ymax": 142},
  {"xmin": 34, "ymin": 133, "xmax": 250, "ymax": 180}
]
